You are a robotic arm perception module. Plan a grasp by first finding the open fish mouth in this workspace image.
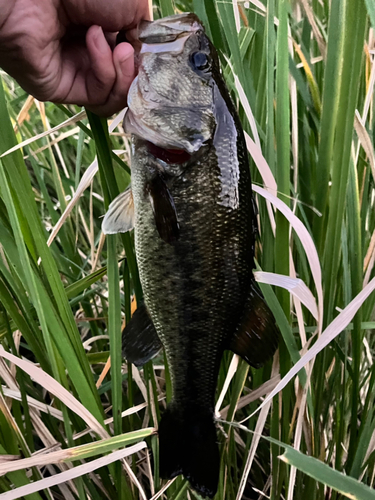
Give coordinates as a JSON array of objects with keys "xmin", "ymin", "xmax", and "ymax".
[{"xmin": 126, "ymin": 13, "xmax": 202, "ymax": 61}]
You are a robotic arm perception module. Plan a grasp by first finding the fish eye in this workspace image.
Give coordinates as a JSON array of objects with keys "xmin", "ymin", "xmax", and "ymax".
[{"xmin": 191, "ymin": 51, "xmax": 210, "ymax": 71}]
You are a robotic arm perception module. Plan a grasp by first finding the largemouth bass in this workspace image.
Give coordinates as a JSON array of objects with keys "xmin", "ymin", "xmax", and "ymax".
[{"xmin": 103, "ymin": 13, "xmax": 279, "ymax": 498}]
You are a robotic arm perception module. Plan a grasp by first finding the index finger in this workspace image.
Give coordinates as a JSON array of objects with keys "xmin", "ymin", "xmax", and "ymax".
[{"xmin": 62, "ymin": 0, "xmax": 151, "ymax": 31}]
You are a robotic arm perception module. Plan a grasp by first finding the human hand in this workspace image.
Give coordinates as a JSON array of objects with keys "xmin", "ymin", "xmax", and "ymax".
[{"xmin": 0, "ymin": 0, "xmax": 149, "ymax": 116}]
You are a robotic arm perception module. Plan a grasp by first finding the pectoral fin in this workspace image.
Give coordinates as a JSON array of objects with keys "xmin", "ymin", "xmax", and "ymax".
[
  {"xmin": 147, "ymin": 174, "xmax": 180, "ymax": 244},
  {"xmin": 102, "ymin": 187, "xmax": 135, "ymax": 235},
  {"xmin": 122, "ymin": 302, "xmax": 163, "ymax": 366},
  {"xmin": 228, "ymin": 281, "xmax": 279, "ymax": 368}
]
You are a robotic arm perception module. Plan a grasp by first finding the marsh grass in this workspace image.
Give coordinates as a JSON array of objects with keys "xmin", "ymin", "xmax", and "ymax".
[{"xmin": 0, "ymin": 1, "xmax": 375, "ymax": 499}]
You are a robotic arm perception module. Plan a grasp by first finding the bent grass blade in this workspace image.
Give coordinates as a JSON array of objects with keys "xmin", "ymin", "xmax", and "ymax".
[
  {"xmin": 0, "ymin": 347, "xmax": 108, "ymax": 440},
  {"xmin": 250, "ymin": 276, "xmax": 375, "ymax": 418},
  {"xmin": 0, "ymin": 443, "xmax": 147, "ymax": 500},
  {"xmin": 0, "ymin": 429, "xmax": 154, "ymax": 476}
]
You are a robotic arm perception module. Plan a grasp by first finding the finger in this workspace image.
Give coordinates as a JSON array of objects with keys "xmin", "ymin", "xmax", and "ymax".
[
  {"xmin": 51, "ymin": 25, "xmax": 116, "ymax": 107},
  {"xmin": 84, "ymin": 25, "xmax": 116, "ymax": 106},
  {"xmin": 104, "ymin": 32, "xmax": 118, "ymax": 50},
  {"xmin": 63, "ymin": 0, "xmax": 151, "ymax": 32},
  {"xmin": 86, "ymin": 42, "xmax": 135, "ymax": 117}
]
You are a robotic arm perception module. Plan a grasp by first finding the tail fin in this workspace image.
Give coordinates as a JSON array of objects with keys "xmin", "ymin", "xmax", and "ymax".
[{"xmin": 158, "ymin": 404, "xmax": 220, "ymax": 498}]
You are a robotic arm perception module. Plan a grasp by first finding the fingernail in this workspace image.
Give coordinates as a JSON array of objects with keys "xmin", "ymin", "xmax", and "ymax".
[{"xmin": 94, "ymin": 26, "xmax": 108, "ymax": 54}]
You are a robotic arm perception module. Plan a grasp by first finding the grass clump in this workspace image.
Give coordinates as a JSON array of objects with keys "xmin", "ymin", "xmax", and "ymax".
[{"xmin": 0, "ymin": 1, "xmax": 375, "ymax": 499}]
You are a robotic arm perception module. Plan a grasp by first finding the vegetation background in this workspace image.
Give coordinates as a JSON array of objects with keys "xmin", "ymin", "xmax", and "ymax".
[{"xmin": 0, "ymin": 0, "xmax": 375, "ymax": 499}]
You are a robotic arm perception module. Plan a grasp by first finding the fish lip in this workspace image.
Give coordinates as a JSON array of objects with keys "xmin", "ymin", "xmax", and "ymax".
[
  {"xmin": 131, "ymin": 14, "xmax": 203, "ymax": 74},
  {"xmin": 138, "ymin": 13, "xmax": 203, "ymax": 43},
  {"xmin": 140, "ymin": 34, "xmax": 191, "ymax": 55}
]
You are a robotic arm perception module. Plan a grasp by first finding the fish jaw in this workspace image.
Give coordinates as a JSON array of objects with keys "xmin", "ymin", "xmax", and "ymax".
[{"xmin": 123, "ymin": 106, "xmax": 212, "ymax": 155}]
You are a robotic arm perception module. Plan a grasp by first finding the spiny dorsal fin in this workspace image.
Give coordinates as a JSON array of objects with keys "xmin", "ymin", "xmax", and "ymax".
[
  {"xmin": 228, "ymin": 281, "xmax": 279, "ymax": 368},
  {"xmin": 147, "ymin": 174, "xmax": 180, "ymax": 244},
  {"xmin": 102, "ymin": 187, "xmax": 135, "ymax": 235},
  {"xmin": 122, "ymin": 302, "xmax": 163, "ymax": 367}
]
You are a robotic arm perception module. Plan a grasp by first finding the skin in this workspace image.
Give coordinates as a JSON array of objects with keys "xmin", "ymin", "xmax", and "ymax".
[{"xmin": 0, "ymin": 0, "xmax": 149, "ymax": 116}]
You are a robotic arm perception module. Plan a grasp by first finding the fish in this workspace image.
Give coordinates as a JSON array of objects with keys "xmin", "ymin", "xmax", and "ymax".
[{"xmin": 102, "ymin": 13, "xmax": 279, "ymax": 498}]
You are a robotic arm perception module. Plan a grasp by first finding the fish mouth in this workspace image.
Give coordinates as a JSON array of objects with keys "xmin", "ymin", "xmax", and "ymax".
[
  {"xmin": 137, "ymin": 13, "xmax": 202, "ymax": 56},
  {"xmin": 128, "ymin": 13, "xmax": 202, "ymax": 65}
]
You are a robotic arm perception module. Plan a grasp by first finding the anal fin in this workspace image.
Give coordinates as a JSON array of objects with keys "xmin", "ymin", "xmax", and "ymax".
[
  {"xmin": 228, "ymin": 281, "xmax": 279, "ymax": 368},
  {"xmin": 122, "ymin": 302, "xmax": 163, "ymax": 366}
]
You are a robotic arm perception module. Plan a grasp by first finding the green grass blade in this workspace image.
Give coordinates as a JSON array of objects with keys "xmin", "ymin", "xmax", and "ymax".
[
  {"xmin": 279, "ymin": 444, "xmax": 375, "ymax": 500},
  {"xmin": 314, "ymin": 0, "xmax": 344, "ymax": 248},
  {"xmin": 159, "ymin": 0, "xmax": 175, "ymax": 17},
  {"xmin": 365, "ymin": 0, "xmax": 375, "ymax": 28},
  {"xmin": 275, "ymin": 0, "xmax": 290, "ymax": 313},
  {"xmin": 107, "ymin": 234, "xmax": 122, "ymax": 437},
  {"xmin": 323, "ymin": 0, "xmax": 367, "ymax": 324}
]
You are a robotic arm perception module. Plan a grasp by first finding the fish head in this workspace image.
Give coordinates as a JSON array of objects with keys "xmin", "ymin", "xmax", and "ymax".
[{"xmin": 124, "ymin": 13, "xmax": 219, "ymax": 155}]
